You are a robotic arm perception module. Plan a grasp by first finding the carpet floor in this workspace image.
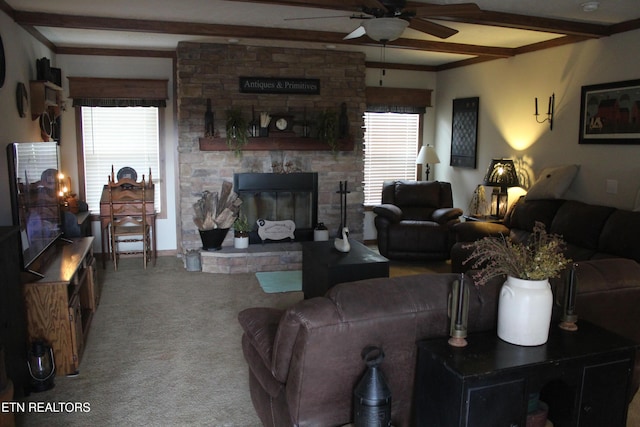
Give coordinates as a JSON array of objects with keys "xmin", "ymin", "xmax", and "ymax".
[{"xmin": 14, "ymin": 256, "xmax": 640, "ymax": 426}]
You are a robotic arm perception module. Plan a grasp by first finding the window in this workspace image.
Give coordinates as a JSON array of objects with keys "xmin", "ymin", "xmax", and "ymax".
[
  {"xmin": 80, "ymin": 106, "xmax": 161, "ymax": 215},
  {"xmin": 363, "ymin": 112, "xmax": 420, "ymax": 206}
]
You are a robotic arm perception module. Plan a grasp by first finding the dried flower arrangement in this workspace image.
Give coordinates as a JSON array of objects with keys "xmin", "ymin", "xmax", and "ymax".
[{"xmin": 463, "ymin": 221, "xmax": 571, "ymax": 287}]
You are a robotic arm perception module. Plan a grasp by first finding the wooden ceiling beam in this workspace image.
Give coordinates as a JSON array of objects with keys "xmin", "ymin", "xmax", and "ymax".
[
  {"xmin": 12, "ymin": 11, "xmax": 514, "ymax": 58},
  {"xmin": 438, "ymin": 10, "xmax": 609, "ymax": 38}
]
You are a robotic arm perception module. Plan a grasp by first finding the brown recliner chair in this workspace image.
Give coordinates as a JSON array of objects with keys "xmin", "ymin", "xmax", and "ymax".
[{"xmin": 374, "ymin": 180, "xmax": 463, "ymax": 261}]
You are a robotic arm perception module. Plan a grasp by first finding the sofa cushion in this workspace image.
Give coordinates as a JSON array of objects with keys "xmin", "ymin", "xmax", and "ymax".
[
  {"xmin": 504, "ymin": 197, "xmax": 564, "ymax": 232},
  {"xmin": 394, "ymin": 181, "xmax": 440, "ymax": 208},
  {"xmin": 598, "ymin": 210, "xmax": 640, "ymax": 262},
  {"xmin": 525, "ymin": 164, "xmax": 579, "ymax": 200},
  {"xmin": 550, "ymin": 201, "xmax": 615, "ymax": 251}
]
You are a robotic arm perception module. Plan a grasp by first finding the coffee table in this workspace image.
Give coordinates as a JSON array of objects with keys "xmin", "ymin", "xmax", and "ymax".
[{"xmin": 302, "ymin": 239, "xmax": 389, "ymax": 299}]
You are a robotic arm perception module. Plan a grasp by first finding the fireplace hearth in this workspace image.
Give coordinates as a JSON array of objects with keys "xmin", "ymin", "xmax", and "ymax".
[{"xmin": 233, "ymin": 172, "xmax": 318, "ymax": 243}]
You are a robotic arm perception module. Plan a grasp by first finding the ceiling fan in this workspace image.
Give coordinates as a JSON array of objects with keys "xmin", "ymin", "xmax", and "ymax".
[{"xmin": 343, "ymin": 0, "xmax": 481, "ymax": 42}]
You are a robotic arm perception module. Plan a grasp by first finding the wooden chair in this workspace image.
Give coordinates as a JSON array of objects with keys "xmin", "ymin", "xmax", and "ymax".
[{"xmin": 107, "ymin": 175, "xmax": 151, "ymax": 270}]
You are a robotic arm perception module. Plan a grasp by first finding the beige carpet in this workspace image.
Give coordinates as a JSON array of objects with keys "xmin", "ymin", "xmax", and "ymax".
[{"xmin": 15, "ymin": 256, "xmax": 640, "ymax": 426}]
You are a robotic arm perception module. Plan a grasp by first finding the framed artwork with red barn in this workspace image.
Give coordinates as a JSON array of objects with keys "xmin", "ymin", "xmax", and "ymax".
[{"xmin": 579, "ymin": 78, "xmax": 640, "ymax": 144}]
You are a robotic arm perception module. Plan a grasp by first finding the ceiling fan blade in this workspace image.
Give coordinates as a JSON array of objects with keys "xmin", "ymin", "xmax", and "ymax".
[
  {"xmin": 412, "ymin": 3, "xmax": 481, "ymax": 17},
  {"xmin": 343, "ymin": 25, "xmax": 367, "ymax": 40},
  {"xmin": 409, "ymin": 18, "xmax": 458, "ymax": 39}
]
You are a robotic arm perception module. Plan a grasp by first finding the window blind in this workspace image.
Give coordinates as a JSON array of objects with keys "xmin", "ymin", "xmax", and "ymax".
[
  {"xmin": 15, "ymin": 143, "xmax": 59, "ymax": 184},
  {"xmin": 81, "ymin": 107, "xmax": 160, "ymax": 215},
  {"xmin": 363, "ymin": 112, "xmax": 419, "ymax": 206}
]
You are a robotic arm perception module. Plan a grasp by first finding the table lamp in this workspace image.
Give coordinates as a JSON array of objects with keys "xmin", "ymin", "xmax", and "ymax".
[
  {"xmin": 483, "ymin": 159, "xmax": 519, "ymax": 219},
  {"xmin": 416, "ymin": 145, "xmax": 440, "ymax": 181}
]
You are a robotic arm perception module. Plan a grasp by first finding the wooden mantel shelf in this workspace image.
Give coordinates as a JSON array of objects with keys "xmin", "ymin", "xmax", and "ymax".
[{"xmin": 198, "ymin": 136, "xmax": 354, "ymax": 152}]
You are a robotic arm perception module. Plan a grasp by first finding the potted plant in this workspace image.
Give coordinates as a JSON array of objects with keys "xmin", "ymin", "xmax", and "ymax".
[
  {"xmin": 233, "ymin": 214, "xmax": 251, "ymax": 249},
  {"xmin": 317, "ymin": 109, "xmax": 338, "ymax": 152},
  {"xmin": 193, "ymin": 181, "xmax": 242, "ymax": 251},
  {"xmin": 225, "ymin": 109, "xmax": 248, "ymax": 156},
  {"xmin": 463, "ymin": 221, "xmax": 571, "ymax": 346}
]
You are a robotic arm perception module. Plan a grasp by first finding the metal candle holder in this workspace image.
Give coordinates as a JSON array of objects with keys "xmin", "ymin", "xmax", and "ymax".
[{"xmin": 448, "ymin": 273, "xmax": 469, "ymax": 347}]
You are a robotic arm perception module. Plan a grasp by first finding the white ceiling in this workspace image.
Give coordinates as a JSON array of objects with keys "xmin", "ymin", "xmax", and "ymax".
[{"xmin": 5, "ymin": 0, "xmax": 640, "ymax": 68}]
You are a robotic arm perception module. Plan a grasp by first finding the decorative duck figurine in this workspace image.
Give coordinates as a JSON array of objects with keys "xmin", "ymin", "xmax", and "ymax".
[{"xmin": 334, "ymin": 226, "xmax": 350, "ymax": 253}]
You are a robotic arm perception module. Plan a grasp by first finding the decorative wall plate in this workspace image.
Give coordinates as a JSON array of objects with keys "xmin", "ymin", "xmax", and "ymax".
[
  {"xmin": 117, "ymin": 166, "xmax": 137, "ymax": 182},
  {"xmin": 16, "ymin": 82, "xmax": 28, "ymax": 118},
  {"xmin": 40, "ymin": 111, "xmax": 53, "ymax": 139}
]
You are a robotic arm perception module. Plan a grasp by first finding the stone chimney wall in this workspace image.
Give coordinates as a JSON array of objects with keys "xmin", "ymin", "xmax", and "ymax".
[{"xmin": 177, "ymin": 43, "xmax": 366, "ymax": 252}]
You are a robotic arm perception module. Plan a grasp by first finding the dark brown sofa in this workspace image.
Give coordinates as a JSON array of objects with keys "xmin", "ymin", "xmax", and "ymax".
[
  {"xmin": 238, "ymin": 258, "xmax": 640, "ymax": 426},
  {"xmin": 451, "ymin": 196, "xmax": 640, "ymax": 273},
  {"xmin": 373, "ymin": 180, "xmax": 463, "ymax": 261}
]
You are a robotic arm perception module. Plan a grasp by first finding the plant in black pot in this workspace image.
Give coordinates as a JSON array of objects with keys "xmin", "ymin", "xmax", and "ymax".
[{"xmin": 193, "ymin": 181, "xmax": 242, "ymax": 251}]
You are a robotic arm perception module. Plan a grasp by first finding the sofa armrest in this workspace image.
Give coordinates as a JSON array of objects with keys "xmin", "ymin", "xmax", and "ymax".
[
  {"xmin": 238, "ymin": 307, "xmax": 284, "ymax": 370},
  {"xmin": 453, "ymin": 221, "xmax": 509, "ymax": 242},
  {"xmin": 432, "ymin": 207, "xmax": 463, "ymax": 225},
  {"xmin": 373, "ymin": 204, "xmax": 403, "ymax": 223}
]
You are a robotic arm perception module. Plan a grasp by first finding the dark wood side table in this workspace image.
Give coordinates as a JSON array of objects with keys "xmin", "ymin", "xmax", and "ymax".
[
  {"xmin": 415, "ymin": 321, "xmax": 637, "ymax": 427},
  {"xmin": 302, "ymin": 239, "xmax": 389, "ymax": 299}
]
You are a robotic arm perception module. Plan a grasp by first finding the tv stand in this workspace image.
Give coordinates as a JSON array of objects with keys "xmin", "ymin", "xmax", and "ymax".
[{"xmin": 22, "ymin": 237, "xmax": 99, "ymax": 376}]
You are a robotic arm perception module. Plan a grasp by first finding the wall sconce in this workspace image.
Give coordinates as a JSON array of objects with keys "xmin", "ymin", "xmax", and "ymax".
[
  {"xmin": 534, "ymin": 93, "xmax": 555, "ymax": 130},
  {"xmin": 416, "ymin": 145, "xmax": 440, "ymax": 181},
  {"xmin": 483, "ymin": 159, "xmax": 520, "ymax": 219}
]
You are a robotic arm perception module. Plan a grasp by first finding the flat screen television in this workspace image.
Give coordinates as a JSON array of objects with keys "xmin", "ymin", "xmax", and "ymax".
[{"xmin": 6, "ymin": 141, "xmax": 63, "ymax": 275}]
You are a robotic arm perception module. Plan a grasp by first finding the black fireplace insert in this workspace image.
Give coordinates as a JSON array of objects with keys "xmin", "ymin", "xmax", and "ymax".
[{"xmin": 233, "ymin": 172, "xmax": 318, "ymax": 243}]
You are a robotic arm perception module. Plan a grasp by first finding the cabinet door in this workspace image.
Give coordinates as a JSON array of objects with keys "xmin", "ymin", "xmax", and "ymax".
[
  {"xmin": 68, "ymin": 295, "xmax": 84, "ymax": 375},
  {"xmin": 578, "ymin": 358, "xmax": 632, "ymax": 427},
  {"xmin": 466, "ymin": 379, "xmax": 525, "ymax": 427}
]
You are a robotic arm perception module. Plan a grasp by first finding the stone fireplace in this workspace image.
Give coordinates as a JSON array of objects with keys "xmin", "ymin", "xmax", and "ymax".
[{"xmin": 177, "ymin": 42, "xmax": 367, "ymax": 253}]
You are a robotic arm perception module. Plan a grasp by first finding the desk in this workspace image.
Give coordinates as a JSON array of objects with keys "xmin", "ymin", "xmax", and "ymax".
[
  {"xmin": 99, "ymin": 185, "xmax": 156, "ymax": 268},
  {"xmin": 414, "ymin": 321, "xmax": 637, "ymax": 427}
]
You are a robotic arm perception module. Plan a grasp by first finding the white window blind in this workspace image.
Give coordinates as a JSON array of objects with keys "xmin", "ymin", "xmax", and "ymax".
[
  {"xmin": 15, "ymin": 143, "xmax": 59, "ymax": 184},
  {"xmin": 363, "ymin": 112, "xmax": 420, "ymax": 206},
  {"xmin": 81, "ymin": 107, "xmax": 160, "ymax": 214}
]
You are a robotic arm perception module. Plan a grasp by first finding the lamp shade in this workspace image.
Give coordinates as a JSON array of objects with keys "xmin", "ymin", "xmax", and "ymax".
[
  {"xmin": 416, "ymin": 145, "xmax": 440, "ymax": 165},
  {"xmin": 483, "ymin": 159, "xmax": 519, "ymax": 189},
  {"xmin": 363, "ymin": 18, "xmax": 409, "ymax": 42}
]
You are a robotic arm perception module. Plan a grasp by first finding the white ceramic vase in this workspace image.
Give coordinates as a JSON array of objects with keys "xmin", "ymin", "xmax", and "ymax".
[
  {"xmin": 497, "ymin": 276, "xmax": 553, "ymax": 346},
  {"xmin": 234, "ymin": 236, "xmax": 249, "ymax": 249}
]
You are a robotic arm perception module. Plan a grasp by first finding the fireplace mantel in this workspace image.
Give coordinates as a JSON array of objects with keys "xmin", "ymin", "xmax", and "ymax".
[{"xmin": 198, "ymin": 136, "xmax": 354, "ymax": 151}]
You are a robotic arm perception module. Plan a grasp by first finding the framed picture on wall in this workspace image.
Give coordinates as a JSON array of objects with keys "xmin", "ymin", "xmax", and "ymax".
[
  {"xmin": 450, "ymin": 97, "xmax": 479, "ymax": 168},
  {"xmin": 579, "ymin": 79, "xmax": 640, "ymax": 145}
]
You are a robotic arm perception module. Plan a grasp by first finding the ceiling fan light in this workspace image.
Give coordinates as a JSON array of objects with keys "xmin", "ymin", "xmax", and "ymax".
[{"xmin": 363, "ymin": 18, "xmax": 409, "ymax": 42}]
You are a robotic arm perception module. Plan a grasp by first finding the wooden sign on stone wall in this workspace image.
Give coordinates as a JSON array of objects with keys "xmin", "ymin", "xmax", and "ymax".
[{"xmin": 239, "ymin": 77, "xmax": 320, "ymax": 95}]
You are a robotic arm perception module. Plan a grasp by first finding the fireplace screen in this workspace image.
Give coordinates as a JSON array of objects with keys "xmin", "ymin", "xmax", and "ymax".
[{"xmin": 233, "ymin": 173, "xmax": 318, "ymax": 243}]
